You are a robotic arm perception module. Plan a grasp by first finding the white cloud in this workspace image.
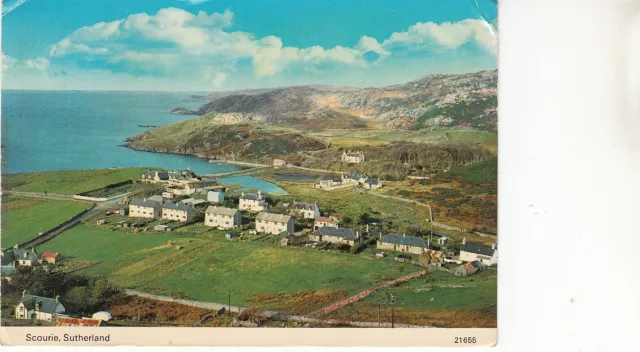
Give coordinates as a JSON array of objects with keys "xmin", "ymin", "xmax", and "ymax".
[
  {"xmin": 1, "ymin": 52, "xmax": 18, "ymax": 72},
  {"xmin": 25, "ymin": 57, "xmax": 50, "ymax": 71},
  {"xmin": 211, "ymin": 72, "xmax": 229, "ymax": 87},
  {"xmin": 382, "ymin": 19, "xmax": 497, "ymax": 54}
]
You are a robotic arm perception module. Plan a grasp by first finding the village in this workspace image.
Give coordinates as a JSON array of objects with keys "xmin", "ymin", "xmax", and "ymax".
[{"xmin": 1, "ymin": 148, "xmax": 497, "ymax": 327}]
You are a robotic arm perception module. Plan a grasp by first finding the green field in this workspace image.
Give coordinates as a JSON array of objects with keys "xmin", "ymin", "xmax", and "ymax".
[
  {"xmin": 1, "ymin": 196, "xmax": 91, "ymax": 247},
  {"xmin": 39, "ymin": 224, "xmax": 421, "ymax": 313},
  {"xmin": 2, "ymin": 168, "xmax": 147, "ymax": 195},
  {"xmin": 327, "ymin": 269, "xmax": 497, "ymax": 327}
]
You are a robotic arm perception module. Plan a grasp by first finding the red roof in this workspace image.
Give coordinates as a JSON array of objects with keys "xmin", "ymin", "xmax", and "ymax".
[
  {"xmin": 315, "ymin": 216, "xmax": 337, "ymax": 224},
  {"xmin": 55, "ymin": 317, "xmax": 102, "ymax": 327},
  {"xmin": 41, "ymin": 252, "xmax": 59, "ymax": 259}
]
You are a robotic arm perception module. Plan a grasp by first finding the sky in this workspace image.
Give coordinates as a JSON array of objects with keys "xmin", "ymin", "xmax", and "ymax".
[{"xmin": 0, "ymin": 0, "xmax": 498, "ymax": 91}]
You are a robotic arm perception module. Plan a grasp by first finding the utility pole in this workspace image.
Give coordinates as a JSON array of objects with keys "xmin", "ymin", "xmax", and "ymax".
[
  {"xmin": 228, "ymin": 289, "xmax": 232, "ymax": 317},
  {"xmin": 377, "ymin": 302, "xmax": 381, "ymax": 327},
  {"xmin": 390, "ymin": 294, "xmax": 396, "ymax": 329}
]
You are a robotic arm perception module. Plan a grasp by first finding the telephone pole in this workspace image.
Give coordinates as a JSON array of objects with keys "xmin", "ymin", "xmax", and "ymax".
[
  {"xmin": 228, "ymin": 289, "xmax": 232, "ymax": 317},
  {"xmin": 390, "ymin": 294, "xmax": 396, "ymax": 328}
]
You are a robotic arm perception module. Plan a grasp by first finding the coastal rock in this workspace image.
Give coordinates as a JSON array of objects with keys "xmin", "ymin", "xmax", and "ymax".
[{"xmin": 170, "ymin": 107, "xmax": 198, "ymax": 115}]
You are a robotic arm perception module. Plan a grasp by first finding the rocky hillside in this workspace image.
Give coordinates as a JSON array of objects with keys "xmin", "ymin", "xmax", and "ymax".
[
  {"xmin": 124, "ymin": 118, "xmax": 326, "ymax": 159},
  {"xmin": 172, "ymin": 70, "xmax": 497, "ymax": 131}
]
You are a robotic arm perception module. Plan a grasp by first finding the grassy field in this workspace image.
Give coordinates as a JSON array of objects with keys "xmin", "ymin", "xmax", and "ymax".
[
  {"xmin": 39, "ymin": 224, "xmax": 421, "ymax": 314},
  {"xmin": 1, "ymin": 195, "xmax": 91, "ymax": 247},
  {"xmin": 326, "ymin": 269, "xmax": 497, "ymax": 327},
  {"xmin": 2, "ymin": 168, "xmax": 146, "ymax": 195}
]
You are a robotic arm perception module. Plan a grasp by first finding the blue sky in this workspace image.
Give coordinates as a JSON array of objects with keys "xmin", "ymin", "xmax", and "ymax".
[{"xmin": 1, "ymin": 0, "xmax": 497, "ymax": 91}]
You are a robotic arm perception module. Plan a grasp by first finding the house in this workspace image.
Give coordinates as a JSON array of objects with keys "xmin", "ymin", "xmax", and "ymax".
[
  {"xmin": 454, "ymin": 261, "xmax": 484, "ymax": 276},
  {"xmin": 205, "ymin": 206, "xmax": 242, "ymax": 230},
  {"xmin": 40, "ymin": 252, "xmax": 59, "ymax": 264},
  {"xmin": 272, "ymin": 159, "xmax": 287, "ymax": 168},
  {"xmin": 207, "ymin": 190, "xmax": 224, "ymax": 203},
  {"xmin": 433, "ymin": 234, "xmax": 450, "ymax": 246},
  {"xmin": 363, "ymin": 178, "xmax": 383, "ymax": 189},
  {"xmin": 167, "ymin": 169, "xmax": 199, "ymax": 182},
  {"xmin": 311, "ymin": 227, "xmax": 358, "ymax": 245},
  {"xmin": 315, "ymin": 176, "xmax": 344, "ymax": 190},
  {"xmin": 141, "ymin": 170, "xmax": 169, "ymax": 183},
  {"xmin": 341, "ymin": 150, "xmax": 365, "ymax": 163},
  {"xmin": 15, "ymin": 292, "xmax": 65, "ymax": 321},
  {"xmin": 314, "ymin": 216, "xmax": 338, "ymax": 230},
  {"xmin": 377, "ymin": 233, "xmax": 428, "ymax": 255},
  {"xmin": 239, "ymin": 191, "xmax": 266, "ymax": 212},
  {"xmin": 153, "ymin": 224, "xmax": 171, "ymax": 232},
  {"xmin": 341, "ymin": 172, "xmax": 367, "ymax": 184},
  {"xmin": 162, "ymin": 191, "xmax": 174, "ymax": 199},
  {"xmin": 255, "ymin": 212, "xmax": 294, "ymax": 235},
  {"xmin": 55, "ymin": 317, "xmax": 102, "ymax": 327},
  {"xmin": 129, "ymin": 198, "xmax": 162, "ymax": 219},
  {"xmin": 459, "ymin": 238, "xmax": 498, "ymax": 266},
  {"xmin": 290, "ymin": 200, "xmax": 320, "ymax": 219},
  {"xmin": 13, "ymin": 247, "xmax": 39, "ymax": 267},
  {"xmin": 161, "ymin": 201, "xmax": 194, "ymax": 222},
  {"xmin": 180, "ymin": 198, "xmax": 207, "ymax": 207}
]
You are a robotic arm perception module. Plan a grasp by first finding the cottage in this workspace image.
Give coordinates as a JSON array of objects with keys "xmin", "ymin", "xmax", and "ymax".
[
  {"xmin": 341, "ymin": 172, "xmax": 367, "ymax": 184},
  {"xmin": 205, "ymin": 206, "xmax": 242, "ymax": 230},
  {"xmin": 162, "ymin": 201, "xmax": 194, "ymax": 222},
  {"xmin": 40, "ymin": 252, "xmax": 59, "ymax": 264},
  {"xmin": 433, "ymin": 234, "xmax": 450, "ymax": 246},
  {"xmin": 141, "ymin": 170, "xmax": 169, "ymax": 183},
  {"xmin": 363, "ymin": 178, "xmax": 383, "ymax": 189},
  {"xmin": 290, "ymin": 200, "xmax": 320, "ymax": 219},
  {"xmin": 13, "ymin": 247, "xmax": 39, "ymax": 267},
  {"xmin": 311, "ymin": 227, "xmax": 358, "ymax": 245},
  {"xmin": 207, "ymin": 190, "xmax": 224, "ymax": 203},
  {"xmin": 55, "ymin": 317, "xmax": 102, "ymax": 327},
  {"xmin": 341, "ymin": 150, "xmax": 365, "ymax": 163},
  {"xmin": 314, "ymin": 216, "xmax": 338, "ymax": 230},
  {"xmin": 239, "ymin": 191, "xmax": 266, "ymax": 212},
  {"xmin": 459, "ymin": 238, "xmax": 498, "ymax": 266},
  {"xmin": 129, "ymin": 198, "xmax": 162, "ymax": 219},
  {"xmin": 272, "ymin": 159, "xmax": 287, "ymax": 168},
  {"xmin": 377, "ymin": 233, "xmax": 428, "ymax": 255},
  {"xmin": 15, "ymin": 292, "xmax": 65, "ymax": 321},
  {"xmin": 255, "ymin": 212, "xmax": 294, "ymax": 235},
  {"xmin": 314, "ymin": 176, "xmax": 345, "ymax": 190},
  {"xmin": 454, "ymin": 261, "xmax": 484, "ymax": 276}
]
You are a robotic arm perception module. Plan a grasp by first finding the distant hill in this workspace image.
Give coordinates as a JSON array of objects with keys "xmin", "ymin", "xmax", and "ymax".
[{"xmin": 172, "ymin": 70, "xmax": 497, "ymax": 131}]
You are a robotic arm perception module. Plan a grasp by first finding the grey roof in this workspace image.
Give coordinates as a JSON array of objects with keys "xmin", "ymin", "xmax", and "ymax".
[
  {"xmin": 317, "ymin": 227, "xmax": 357, "ymax": 241},
  {"xmin": 19, "ymin": 295, "xmax": 64, "ymax": 314},
  {"xmin": 292, "ymin": 201, "xmax": 316, "ymax": 210},
  {"xmin": 148, "ymin": 195, "xmax": 164, "ymax": 203},
  {"xmin": 163, "ymin": 201, "xmax": 194, "ymax": 212},
  {"xmin": 365, "ymin": 178, "xmax": 380, "ymax": 184},
  {"xmin": 256, "ymin": 212, "xmax": 292, "ymax": 223},
  {"xmin": 241, "ymin": 193, "xmax": 261, "ymax": 200},
  {"xmin": 180, "ymin": 198, "xmax": 206, "ymax": 205},
  {"xmin": 344, "ymin": 172, "xmax": 363, "ymax": 180},
  {"xmin": 1, "ymin": 250, "xmax": 16, "ymax": 265},
  {"xmin": 379, "ymin": 234, "xmax": 428, "ymax": 248},
  {"xmin": 130, "ymin": 198, "xmax": 162, "ymax": 208},
  {"xmin": 6, "ymin": 248, "xmax": 39, "ymax": 262},
  {"xmin": 206, "ymin": 206, "xmax": 239, "ymax": 217},
  {"xmin": 461, "ymin": 242, "xmax": 495, "ymax": 257},
  {"xmin": 142, "ymin": 170, "xmax": 168, "ymax": 179}
]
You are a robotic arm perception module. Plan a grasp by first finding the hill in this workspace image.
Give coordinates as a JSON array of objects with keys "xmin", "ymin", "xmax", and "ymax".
[{"xmin": 172, "ymin": 70, "xmax": 497, "ymax": 131}]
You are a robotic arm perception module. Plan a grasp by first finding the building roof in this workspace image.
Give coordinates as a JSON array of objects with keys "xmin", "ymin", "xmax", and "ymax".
[
  {"xmin": 180, "ymin": 198, "xmax": 206, "ymax": 206},
  {"xmin": 315, "ymin": 216, "xmax": 337, "ymax": 224},
  {"xmin": 241, "ymin": 193, "xmax": 261, "ymax": 201},
  {"xmin": 365, "ymin": 178, "xmax": 380, "ymax": 184},
  {"xmin": 206, "ymin": 206, "xmax": 239, "ymax": 217},
  {"xmin": 292, "ymin": 201, "xmax": 316, "ymax": 211},
  {"xmin": 316, "ymin": 227, "xmax": 357, "ymax": 241},
  {"xmin": 343, "ymin": 172, "xmax": 363, "ymax": 180},
  {"xmin": 425, "ymin": 249, "xmax": 445, "ymax": 258},
  {"xmin": 162, "ymin": 201, "xmax": 194, "ymax": 212},
  {"xmin": 379, "ymin": 234, "xmax": 428, "ymax": 248},
  {"xmin": 147, "ymin": 195, "xmax": 164, "ymax": 203},
  {"xmin": 55, "ymin": 317, "xmax": 102, "ymax": 327},
  {"xmin": 41, "ymin": 252, "xmax": 59, "ymax": 259},
  {"xmin": 256, "ymin": 212, "xmax": 292, "ymax": 223},
  {"xmin": 461, "ymin": 242, "xmax": 496, "ymax": 257},
  {"xmin": 10, "ymin": 248, "xmax": 39, "ymax": 262},
  {"xmin": 19, "ymin": 295, "xmax": 63, "ymax": 313},
  {"xmin": 130, "ymin": 198, "xmax": 161, "ymax": 208}
]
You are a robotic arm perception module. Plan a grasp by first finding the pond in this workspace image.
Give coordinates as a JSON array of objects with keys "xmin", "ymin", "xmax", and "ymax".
[{"xmin": 218, "ymin": 176, "xmax": 288, "ymax": 195}]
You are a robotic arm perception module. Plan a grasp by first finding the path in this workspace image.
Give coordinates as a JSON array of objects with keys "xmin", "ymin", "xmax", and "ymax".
[
  {"xmin": 203, "ymin": 166, "xmax": 269, "ymax": 178},
  {"xmin": 4, "ymin": 190, "xmax": 77, "ymax": 201}
]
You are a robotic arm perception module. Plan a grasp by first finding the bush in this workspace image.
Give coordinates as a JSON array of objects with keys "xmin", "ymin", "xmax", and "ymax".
[{"xmin": 238, "ymin": 306, "xmax": 267, "ymax": 325}]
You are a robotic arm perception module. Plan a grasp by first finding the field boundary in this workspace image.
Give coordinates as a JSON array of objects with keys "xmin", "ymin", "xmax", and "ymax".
[{"xmin": 15, "ymin": 204, "xmax": 95, "ymax": 249}]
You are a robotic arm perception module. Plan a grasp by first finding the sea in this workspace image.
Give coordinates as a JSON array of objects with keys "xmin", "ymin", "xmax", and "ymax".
[{"xmin": 1, "ymin": 90, "xmax": 285, "ymax": 194}]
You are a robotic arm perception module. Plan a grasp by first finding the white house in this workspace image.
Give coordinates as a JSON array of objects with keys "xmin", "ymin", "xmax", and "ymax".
[
  {"xmin": 255, "ymin": 212, "xmax": 294, "ymax": 235},
  {"xmin": 205, "ymin": 206, "xmax": 242, "ymax": 230},
  {"xmin": 161, "ymin": 201, "xmax": 194, "ymax": 222},
  {"xmin": 15, "ymin": 293, "xmax": 65, "ymax": 321},
  {"xmin": 207, "ymin": 191, "xmax": 224, "ymax": 204},
  {"xmin": 239, "ymin": 191, "xmax": 266, "ymax": 212},
  {"xmin": 314, "ymin": 216, "xmax": 338, "ymax": 230},
  {"xmin": 129, "ymin": 198, "xmax": 162, "ymax": 219},
  {"xmin": 341, "ymin": 150, "xmax": 365, "ymax": 163},
  {"xmin": 290, "ymin": 200, "xmax": 320, "ymax": 219},
  {"xmin": 272, "ymin": 159, "xmax": 287, "ymax": 168},
  {"xmin": 459, "ymin": 238, "xmax": 498, "ymax": 266}
]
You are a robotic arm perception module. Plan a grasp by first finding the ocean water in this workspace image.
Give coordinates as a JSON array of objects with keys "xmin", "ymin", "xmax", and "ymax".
[
  {"xmin": 1, "ymin": 90, "xmax": 285, "ymax": 194},
  {"xmin": 1, "ymin": 90, "xmax": 239, "ymax": 175}
]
